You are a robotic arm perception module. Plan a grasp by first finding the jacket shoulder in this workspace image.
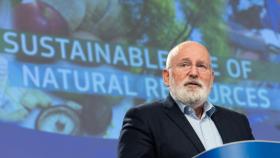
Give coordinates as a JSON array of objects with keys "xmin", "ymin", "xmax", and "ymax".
[{"xmin": 214, "ymin": 105, "xmax": 248, "ymax": 120}]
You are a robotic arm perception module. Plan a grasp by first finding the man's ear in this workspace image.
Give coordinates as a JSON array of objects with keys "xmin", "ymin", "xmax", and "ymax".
[
  {"xmin": 211, "ymin": 70, "xmax": 215, "ymax": 85},
  {"xmin": 162, "ymin": 69, "xmax": 170, "ymax": 87},
  {"xmin": 211, "ymin": 70, "xmax": 215, "ymax": 78}
]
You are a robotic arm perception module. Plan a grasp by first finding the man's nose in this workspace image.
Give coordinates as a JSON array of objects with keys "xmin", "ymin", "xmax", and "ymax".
[{"xmin": 188, "ymin": 66, "xmax": 198, "ymax": 78}]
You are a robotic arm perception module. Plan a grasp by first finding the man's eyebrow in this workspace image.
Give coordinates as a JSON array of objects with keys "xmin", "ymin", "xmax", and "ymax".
[
  {"xmin": 196, "ymin": 60, "xmax": 207, "ymax": 64},
  {"xmin": 180, "ymin": 58, "xmax": 191, "ymax": 62}
]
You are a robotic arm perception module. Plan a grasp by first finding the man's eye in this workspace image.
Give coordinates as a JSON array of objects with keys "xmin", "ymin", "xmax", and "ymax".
[
  {"xmin": 197, "ymin": 64, "xmax": 208, "ymax": 69},
  {"xmin": 198, "ymin": 64, "xmax": 206, "ymax": 68},
  {"xmin": 180, "ymin": 63, "xmax": 190, "ymax": 67}
]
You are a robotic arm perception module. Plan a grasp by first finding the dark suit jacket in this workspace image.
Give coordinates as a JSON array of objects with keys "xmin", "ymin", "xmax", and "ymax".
[{"xmin": 118, "ymin": 95, "xmax": 254, "ymax": 158}]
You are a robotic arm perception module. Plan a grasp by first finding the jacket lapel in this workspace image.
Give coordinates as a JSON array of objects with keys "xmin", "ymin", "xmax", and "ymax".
[
  {"xmin": 211, "ymin": 107, "xmax": 236, "ymax": 144},
  {"xmin": 162, "ymin": 95, "xmax": 205, "ymax": 153}
]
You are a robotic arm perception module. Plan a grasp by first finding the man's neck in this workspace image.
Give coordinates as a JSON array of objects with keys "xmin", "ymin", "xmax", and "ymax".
[{"xmin": 193, "ymin": 106, "xmax": 204, "ymax": 119}]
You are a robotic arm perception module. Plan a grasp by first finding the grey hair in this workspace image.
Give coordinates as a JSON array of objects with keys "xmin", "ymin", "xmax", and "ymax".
[{"xmin": 165, "ymin": 46, "xmax": 179, "ymax": 69}]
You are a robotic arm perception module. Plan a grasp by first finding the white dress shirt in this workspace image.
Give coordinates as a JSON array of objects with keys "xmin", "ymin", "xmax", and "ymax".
[{"xmin": 176, "ymin": 100, "xmax": 223, "ymax": 150}]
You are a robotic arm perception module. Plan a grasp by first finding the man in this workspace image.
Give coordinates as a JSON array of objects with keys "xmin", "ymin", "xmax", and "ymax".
[{"xmin": 118, "ymin": 41, "xmax": 254, "ymax": 158}]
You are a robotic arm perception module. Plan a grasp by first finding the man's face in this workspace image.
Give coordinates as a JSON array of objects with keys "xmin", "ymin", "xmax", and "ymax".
[{"xmin": 163, "ymin": 42, "xmax": 214, "ymax": 108}]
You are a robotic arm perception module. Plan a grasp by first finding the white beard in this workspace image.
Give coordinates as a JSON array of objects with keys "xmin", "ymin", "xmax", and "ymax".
[{"xmin": 169, "ymin": 77, "xmax": 210, "ymax": 108}]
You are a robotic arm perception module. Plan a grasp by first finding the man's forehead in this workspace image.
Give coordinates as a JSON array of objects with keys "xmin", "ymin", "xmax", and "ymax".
[
  {"xmin": 174, "ymin": 46, "xmax": 210, "ymax": 61},
  {"xmin": 166, "ymin": 41, "xmax": 210, "ymax": 67},
  {"xmin": 179, "ymin": 57, "xmax": 208, "ymax": 63},
  {"xmin": 178, "ymin": 42, "xmax": 208, "ymax": 54}
]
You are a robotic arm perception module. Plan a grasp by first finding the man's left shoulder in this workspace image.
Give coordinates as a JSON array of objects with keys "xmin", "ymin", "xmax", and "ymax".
[
  {"xmin": 213, "ymin": 105, "xmax": 255, "ymax": 140},
  {"xmin": 214, "ymin": 105, "xmax": 248, "ymax": 120}
]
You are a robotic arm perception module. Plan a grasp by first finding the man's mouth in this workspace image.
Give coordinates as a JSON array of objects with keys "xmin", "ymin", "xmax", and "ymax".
[{"xmin": 184, "ymin": 81, "xmax": 202, "ymax": 87}]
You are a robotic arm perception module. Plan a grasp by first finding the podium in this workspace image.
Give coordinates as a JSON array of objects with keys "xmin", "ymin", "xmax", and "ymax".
[{"xmin": 195, "ymin": 141, "xmax": 280, "ymax": 158}]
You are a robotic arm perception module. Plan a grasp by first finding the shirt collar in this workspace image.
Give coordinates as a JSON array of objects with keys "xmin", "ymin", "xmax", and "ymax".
[{"xmin": 175, "ymin": 99, "xmax": 216, "ymax": 119}]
